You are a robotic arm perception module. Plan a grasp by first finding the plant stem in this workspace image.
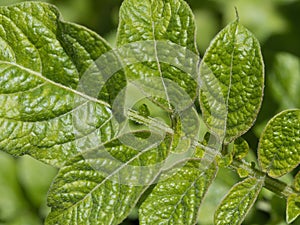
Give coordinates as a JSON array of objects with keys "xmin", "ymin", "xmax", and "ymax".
[
  {"xmin": 230, "ymin": 159, "xmax": 296, "ymax": 198},
  {"xmin": 127, "ymin": 109, "xmax": 298, "ymax": 198},
  {"xmin": 127, "ymin": 109, "xmax": 174, "ymax": 134}
]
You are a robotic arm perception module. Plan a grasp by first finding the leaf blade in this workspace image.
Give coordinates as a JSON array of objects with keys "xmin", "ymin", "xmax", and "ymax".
[
  {"xmin": 258, "ymin": 109, "xmax": 300, "ymax": 177},
  {"xmin": 287, "ymin": 193, "xmax": 300, "ymax": 224},
  {"xmin": 232, "ymin": 137, "xmax": 249, "ymax": 160},
  {"xmin": 214, "ymin": 177, "xmax": 263, "ymax": 225},
  {"xmin": 0, "ymin": 2, "xmax": 125, "ymax": 167},
  {"xmin": 199, "ymin": 19, "xmax": 264, "ymax": 144},
  {"xmin": 46, "ymin": 133, "xmax": 172, "ymax": 225},
  {"xmin": 116, "ymin": 0, "xmax": 199, "ymax": 108},
  {"xmin": 139, "ymin": 160, "xmax": 217, "ymax": 225},
  {"xmin": 287, "ymin": 172, "xmax": 300, "ymax": 223}
]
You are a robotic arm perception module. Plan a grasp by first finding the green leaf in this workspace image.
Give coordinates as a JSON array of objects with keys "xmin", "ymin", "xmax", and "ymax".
[
  {"xmin": 214, "ymin": 177, "xmax": 263, "ymax": 225},
  {"xmin": 287, "ymin": 172, "xmax": 300, "ymax": 223},
  {"xmin": 117, "ymin": 0, "xmax": 199, "ymax": 109},
  {"xmin": 46, "ymin": 132, "xmax": 172, "ymax": 225},
  {"xmin": 197, "ymin": 167, "xmax": 240, "ymax": 225},
  {"xmin": 232, "ymin": 137, "xmax": 249, "ymax": 160},
  {"xmin": 199, "ymin": 19, "xmax": 264, "ymax": 144},
  {"xmin": 217, "ymin": 137, "xmax": 250, "ymax": 168},
  {"xmin": 287, "ymin": 194, "xmax": 300, "ymax": 224},
  {"xmin": 139, "ymin": 160, "xmax": 217, "ymax": 225},
  {"xmin": 117, "ymin": 0, "xmax": 197, "ymax": 48},
  {"xmin": 269, "ymin": 52, "xmax": 300, "ymax": 109},
  {"xmin": 0, "ymin": 2, "xmax": 125, "ymax": 167},
  {"xmin": 258, "ymin": 109, "xmax": 300, "ymax": 177}
]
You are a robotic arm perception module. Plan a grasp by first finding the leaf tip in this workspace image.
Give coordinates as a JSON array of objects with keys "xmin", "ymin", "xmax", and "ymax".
[{"xmin": 234, "ymin": 7, "xmax": 240, "ymax": 22}]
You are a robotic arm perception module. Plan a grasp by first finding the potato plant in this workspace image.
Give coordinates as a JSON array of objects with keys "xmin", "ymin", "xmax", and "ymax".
[{"xmin": 0, "ymin": 1, "xmax": 299, "ymax": 224}]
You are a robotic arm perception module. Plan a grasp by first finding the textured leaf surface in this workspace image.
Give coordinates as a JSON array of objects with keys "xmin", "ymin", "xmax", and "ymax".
[
  {"xmin": 199, "ymin": 19, "xmax": 264, "ymax": 144},
  {"xmin": 258, "ymin": 109, "xmax": 300, "ymax": 177},
  {"xmin": 214, "ymin": 177, "xmax": 263, "ymax": 225},
  {"xmin": 139, "ymin": 160, "xmax": 217, "ymax": 225},
  {"xmin": 232, "ymin": 137, "xmax": 249, "ymax": 160},
  {"xmin": 286, "ymin": 171, "xmax": 300, "ymax": 223},
  {"xmin": 287, "ymin": 194, "xmax": 300, "ymax": 224},
  {"xmin": 46, "ymin": 133, "xmax": 171, "ymax": 225},
  {"xmin": 0, "ymin": 2, "xmax": 125, "ymax": 166},
  {"xmin": 117, "ymin": 0, "xmax": 199, "ymax": 109}
]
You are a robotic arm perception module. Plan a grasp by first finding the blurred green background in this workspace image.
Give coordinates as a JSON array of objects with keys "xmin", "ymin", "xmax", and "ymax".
[{"xmin": 0, "ymin": 0, "xmax": 299, "ymax": 224}]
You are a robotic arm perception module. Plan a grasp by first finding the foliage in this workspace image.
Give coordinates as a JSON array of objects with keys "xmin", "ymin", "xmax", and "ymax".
[{"xmin": 0, "ymin": 0, "xmax": 299, "ymax": 225}]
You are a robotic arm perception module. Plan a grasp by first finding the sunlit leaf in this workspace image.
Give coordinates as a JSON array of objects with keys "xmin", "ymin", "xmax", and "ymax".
[
  {"xmin": 117, "ymin": 0, "xmax": 199, "ymax": 109},
  {"xmin": 46, "ymin": 132, "xmax": 171, "ymax": 225},
  {"xmin": 258, "ymin": 109, "xmax": 300, "ymax": 177},
  {"xmin": 139, "ymin": 160, "xmax": 217, "ymax": 225},
  {"xmin": 232, "ymin": 137, "xmax": 249, "ymax": 160},
  {"xmin": 0, "ymin": 2, "xmax": 125, "ymax": 167},
  {"xmin": 214, "ymin": 177, "xmax": 263, "ymax": 225},
  {"xmin": 287, "ymin": 194, "xmax": 300, "ymax": 224},
  {"xmin": 200, "ymin": 19, "xmax": 264, "ymax": 144}
]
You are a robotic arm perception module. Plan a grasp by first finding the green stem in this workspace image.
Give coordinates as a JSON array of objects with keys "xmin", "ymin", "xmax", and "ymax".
[
  {"xmin": 127, "ymin": 109, "xmax": 297, "ymax": 198},
  {"xmin": 127, "ymin": 109, "xmax": 174, "ymax": 134},
  {"xmin": 230, "ymin": 159, "xmax": 296, "ymax": 198}
]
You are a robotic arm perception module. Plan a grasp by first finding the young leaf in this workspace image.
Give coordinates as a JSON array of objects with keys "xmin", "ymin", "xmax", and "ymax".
[
  {"xmin": 232, "ymin": 137, "xmax": 249, "ymax": 160},
  {"xmin": 139, "ymin": 160, "xmax": 217, "ymax": 225},
  {"xmin": 117, "ymin": 0, "xmax": 199, "ymax": 108},
  {"xmin": 47, "ymin": 132, "xmax": 171, "ymax": 225},
  {"xmin": 258, "ymin": 109, "xmax": 300, "ymax": 177},
  {"xmin": 214, "ymin": 177, "xmax": 263, "ymax": 225},
  {"xmin": 287, "ymin": 194, "xmax": 300, "ymax": 224},
  {"xmin": 0, "ymin": 2, "xmax": 125, "ymax": 166},
  {"xmin": 286, "ymin": 171, "xmax": 300, "ymax": 223},
  {"xmin": 199, "ymin": 19, "xmax": 264, "ymax": 144}
]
